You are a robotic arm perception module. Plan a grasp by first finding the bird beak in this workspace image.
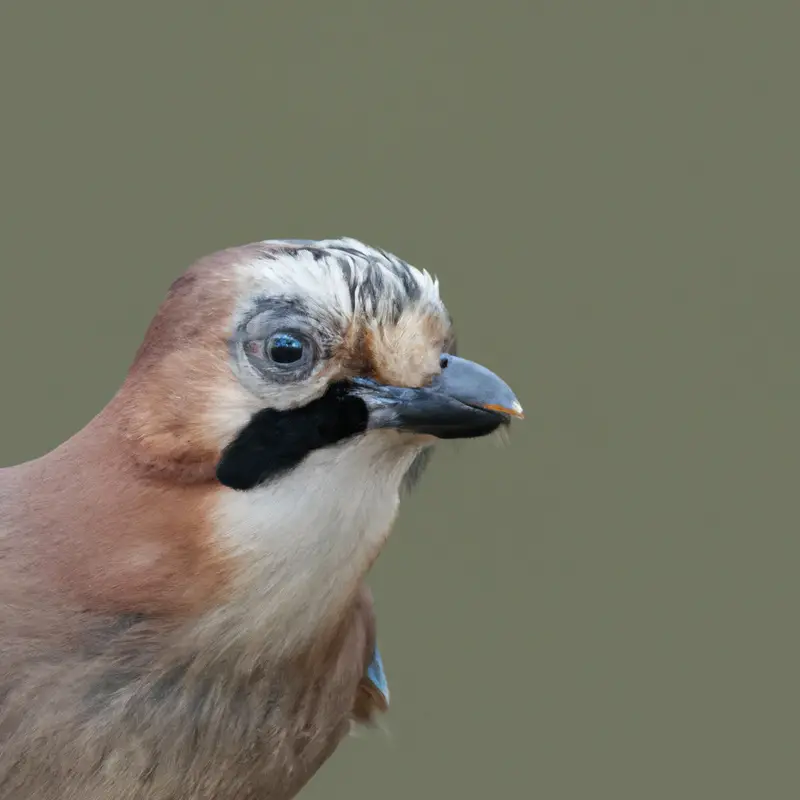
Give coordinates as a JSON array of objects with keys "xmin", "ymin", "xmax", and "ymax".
[{"xmin": 349, "ymin": 355, "xmax": 524, "ymax": 439}]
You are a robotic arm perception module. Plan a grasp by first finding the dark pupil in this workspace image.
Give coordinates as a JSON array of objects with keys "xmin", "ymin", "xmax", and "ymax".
[{"xmin": 268, "ymin": 334, "xmax": 304, "ymax": 364}]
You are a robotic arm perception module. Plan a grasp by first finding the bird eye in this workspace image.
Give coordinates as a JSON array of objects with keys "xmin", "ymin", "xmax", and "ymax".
[{"xmin": 266, "ymin": 333, "xmax": 305, "ymax": 364}]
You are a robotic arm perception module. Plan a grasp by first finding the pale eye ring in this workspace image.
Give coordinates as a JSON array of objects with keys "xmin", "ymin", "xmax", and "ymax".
[{"xmin": 265, "ymin": 332, "xmax": 306, "ymax": 365}]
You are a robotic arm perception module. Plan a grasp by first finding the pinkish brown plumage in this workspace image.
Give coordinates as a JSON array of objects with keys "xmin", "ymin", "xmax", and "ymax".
[{"xmin": 0, "ymin": 238, "xmax": 521, "ymax": 799}]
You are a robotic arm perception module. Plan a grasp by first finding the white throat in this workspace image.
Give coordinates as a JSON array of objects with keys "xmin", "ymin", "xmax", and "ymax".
[{"xmin": 211, "ymin": 431, "xmax": 426, "ymax": 650}]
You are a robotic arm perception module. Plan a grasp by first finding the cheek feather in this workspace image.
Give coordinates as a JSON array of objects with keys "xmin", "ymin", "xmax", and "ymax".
[{"xmin": 119, "ymin": 348, "xmax": 234, "ymax": 482}]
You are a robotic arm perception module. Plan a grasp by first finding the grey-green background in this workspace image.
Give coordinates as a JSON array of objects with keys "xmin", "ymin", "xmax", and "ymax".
[{"xmin": 1, "ymin": 2, "xmax": 797, "ymax": 798}]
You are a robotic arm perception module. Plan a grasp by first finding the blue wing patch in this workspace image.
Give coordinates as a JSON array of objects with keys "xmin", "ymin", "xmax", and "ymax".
[{"xmin": 365, "ymin": 645, "xmax": 389, "ymax": 706}]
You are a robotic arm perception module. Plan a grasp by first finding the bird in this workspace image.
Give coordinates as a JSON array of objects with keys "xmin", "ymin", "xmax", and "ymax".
[{"xmin": 0, "ymin": 236, "xmax": 522, "ymax": 799}]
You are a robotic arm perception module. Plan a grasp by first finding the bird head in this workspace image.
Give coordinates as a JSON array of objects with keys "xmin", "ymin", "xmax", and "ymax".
[{"xmin": 121, "ymin": 237, "xmax": 521, "ymax": 484}]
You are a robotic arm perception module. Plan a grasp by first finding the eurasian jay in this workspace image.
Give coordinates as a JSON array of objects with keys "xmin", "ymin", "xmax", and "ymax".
[{"xmin": 0, "ymin": 237, "xmax": 522, "ymax": 799}]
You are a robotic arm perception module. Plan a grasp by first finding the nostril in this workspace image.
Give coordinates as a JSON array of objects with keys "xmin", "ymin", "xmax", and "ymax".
[{"xmin": 440, "ymin": 356, "xmax": 449, "ymax": 369}]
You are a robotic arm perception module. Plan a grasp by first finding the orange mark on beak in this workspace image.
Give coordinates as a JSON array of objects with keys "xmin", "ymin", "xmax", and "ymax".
[{"xmin": 483, "ymin": 401, "xmax": 525, "ymax": 419}]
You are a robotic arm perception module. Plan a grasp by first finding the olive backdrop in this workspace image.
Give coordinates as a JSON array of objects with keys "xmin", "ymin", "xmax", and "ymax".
[{"xmin": 1, "ymin": 3, "xmax": 798, "ymax": 798}]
